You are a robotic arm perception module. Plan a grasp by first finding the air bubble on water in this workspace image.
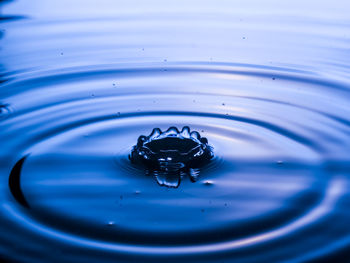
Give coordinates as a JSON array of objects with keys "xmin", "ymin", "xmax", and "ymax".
[{"xmin": 276, "ymin": 160, "xmax": 284, "ymax": 165}]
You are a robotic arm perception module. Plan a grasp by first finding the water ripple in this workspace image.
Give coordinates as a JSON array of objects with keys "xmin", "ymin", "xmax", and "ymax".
[{"xmin": 1, "ymin": 1, "xmax": 350, "ymax": 262}]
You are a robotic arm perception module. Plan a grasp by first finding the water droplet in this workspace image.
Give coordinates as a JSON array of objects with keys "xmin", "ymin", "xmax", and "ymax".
[
  {"xmin": 190, "ymin": 131, "xmax": 200, "ymax": 140},
  {"xmin": 166, "ymin": 126, "xmax": 179, "ymax": 135},
  {"xmin": 200, "ymin": 137, "xmax": 208, "ymax": 144},
  {"xmin": 181, "ymin": 126, "xmax": 191, "ymax": 138},
  {"xmin": 277, "ymin": 160, "xmax": 283, "ymax": 165},
  {"xmin": 130, "ymin": 127, "xmax": 214, "ymax": 187},
  {"xmin": 189, "ymin": 168, "xmax": 200, "ymax": 182},
  {"xmin": 0, "ymin": 104, "xmax": 10, "ymax": 118},
  {"xmin": 107, "ymin": 221, "xmax": 115, "ymax": 226},
  {"xmin": 203, "ymin": 180, "xmax": 214, "ymax": 186},
  {"xmin": 150, "ymin": 128, "xmax": 162, "ymax": 139}
]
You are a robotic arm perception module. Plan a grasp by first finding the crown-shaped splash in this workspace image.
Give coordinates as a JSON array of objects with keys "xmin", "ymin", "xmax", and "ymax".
[{"xmin": 129, "ymin": 126, "xmax": 214, "ymax": 188}]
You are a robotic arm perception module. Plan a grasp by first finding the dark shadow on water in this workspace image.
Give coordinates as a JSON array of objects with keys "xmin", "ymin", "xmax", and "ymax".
[{"xmin": 8, "ymin": 155, "xmax": 30, "ymax": 208}]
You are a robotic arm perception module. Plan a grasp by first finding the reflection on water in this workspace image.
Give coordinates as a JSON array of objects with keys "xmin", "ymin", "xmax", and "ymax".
[{"xmin": 1, "ymin": 0, "xmax": 350, "ymax": 262}]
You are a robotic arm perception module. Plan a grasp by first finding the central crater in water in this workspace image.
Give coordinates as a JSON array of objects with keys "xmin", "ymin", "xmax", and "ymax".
[{"xmin": 129, "ymin": 126, "xmax": 214, "ymax": 187}]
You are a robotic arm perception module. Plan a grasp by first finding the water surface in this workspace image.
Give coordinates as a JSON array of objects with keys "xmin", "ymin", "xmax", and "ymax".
[{"xmin": 1, "ymin": 1, "xmax": 350, "ymax": 262}]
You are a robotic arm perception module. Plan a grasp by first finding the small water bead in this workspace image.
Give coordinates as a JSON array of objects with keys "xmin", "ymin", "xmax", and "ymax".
[
  {"xmin": 129, "ymin": 126, "xmax": 214, "ymax": 187},
  {"xmin": 0, "ymin": 104, "xmax": 7, "ymax": 111},
  {"xmin": 203, "ymin": 180, "xmax": 214, "ymax": 186},
  {"xmin": 0, "ymin": 104, "xmax": 11, "ymax": 119},
  {"xmin": 107, "ymin": 221, "xmax": 115, "ymax": 227}
]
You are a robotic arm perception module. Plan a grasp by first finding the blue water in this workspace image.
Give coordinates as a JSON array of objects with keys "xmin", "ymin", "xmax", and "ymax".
[{"xmin": 1, "ymin": 1, "xmax": 350, "ymax": 262}]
